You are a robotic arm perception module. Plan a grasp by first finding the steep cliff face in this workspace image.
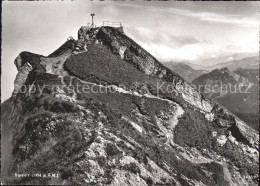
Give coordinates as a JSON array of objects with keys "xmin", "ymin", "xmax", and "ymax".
[
  {"xmin": 13, "ymin": 62, "xmax": 33, "ymax": 95},
  {"xmin": 1, "ymin": 26, "xmax": 258, "ymax": 185}
]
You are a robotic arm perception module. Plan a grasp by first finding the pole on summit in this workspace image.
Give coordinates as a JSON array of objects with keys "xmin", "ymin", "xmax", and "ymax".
[{"xmin": 90, "ymin": 13, "xmax": 95, "ymax": 28}]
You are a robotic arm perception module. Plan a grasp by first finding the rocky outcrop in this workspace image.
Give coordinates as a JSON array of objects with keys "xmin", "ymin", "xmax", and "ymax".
[
  {"xmin": 73, "ymin": 26, "xmax": 100, "ymax": 54},
  {"xmin": 40, "ymin": 51, "xmax": 71, "ymax": 76},
  {"xmin": 14, "ymin": 52, "xmax": 45, "ymax": 71},
  {"xmin": 78, "ymin": 26, "xmax": 91, "ymax": 40},
  {"xmin": 13, "ymin": 62, "xmax": 33, "ymax": 95}
]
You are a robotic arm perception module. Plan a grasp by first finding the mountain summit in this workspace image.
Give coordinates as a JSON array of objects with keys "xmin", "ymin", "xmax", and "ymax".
[{"xmin": 1, "ymin": 26, "xmax": 258, "ymax": 185}]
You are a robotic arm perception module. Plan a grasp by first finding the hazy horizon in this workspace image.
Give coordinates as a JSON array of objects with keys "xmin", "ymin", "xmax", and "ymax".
[{"xmin": 1, "ymin": 0, "xmax": 259, "ymax": 102}]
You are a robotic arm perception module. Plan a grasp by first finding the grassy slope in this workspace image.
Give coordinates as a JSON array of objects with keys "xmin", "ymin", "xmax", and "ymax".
[{"xmin": 64, "ymin": 44, "xmax": 152, "ymax": 86}]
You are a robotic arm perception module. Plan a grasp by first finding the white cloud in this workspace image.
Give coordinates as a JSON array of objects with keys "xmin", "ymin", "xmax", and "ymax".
[
  {"xmin": 185, "ymin": 11, "xmax": 259, "ymax": 28},
  {"xmin": 138, "ymin": 42, "xmax": 204, "ymax": 62},
  {"xmin": 227, "ymin": 57, "xmax": 234, "ymax": 61},
  {"xmin": 125, "ymin": 25, "xmax": 207, "ymax": 48},
  {"xmin": 125, "ymin": 4, "xmax": 259, "ymax": 28}
]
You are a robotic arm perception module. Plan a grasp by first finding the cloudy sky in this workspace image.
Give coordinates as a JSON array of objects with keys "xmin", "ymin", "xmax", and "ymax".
[{"xmin": 1, "ymin": 0, "xmax": 259, "ymax": 102}]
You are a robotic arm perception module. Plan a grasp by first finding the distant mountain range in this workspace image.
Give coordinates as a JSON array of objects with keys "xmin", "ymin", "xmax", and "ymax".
[
  {"xmin": 198, "ymin": 53, "xmax": 258, "ymax": 67},
  {"xmin": 206, "ymin": 56, "xmax": 259, "ymax": 71},
  {"xmin": 164, "ymin": 62, "xmax": 208, "ymax": 82},
  {"xmin": 192, "ymin": 67, "xmax": 259, "ymax": 130},
  {"xmin": 164, "ymin": 55, "xmax": 259, "ymax": 82}
]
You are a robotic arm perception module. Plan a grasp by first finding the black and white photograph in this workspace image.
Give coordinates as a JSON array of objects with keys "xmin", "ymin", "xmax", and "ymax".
[{"xmin": 1, "ymin": 0, "xmax": 259, "ymax": 185}]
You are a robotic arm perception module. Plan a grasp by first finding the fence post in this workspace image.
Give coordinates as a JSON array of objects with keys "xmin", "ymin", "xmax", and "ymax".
[{"xmin": 101, "ymin": 21, "xmax": 122, "ymax": 27}]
